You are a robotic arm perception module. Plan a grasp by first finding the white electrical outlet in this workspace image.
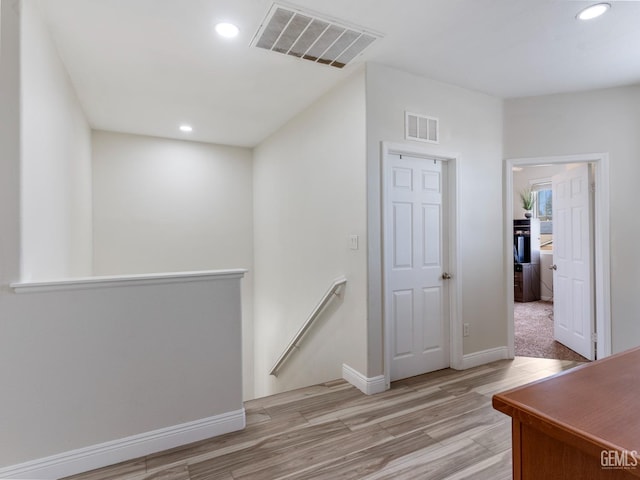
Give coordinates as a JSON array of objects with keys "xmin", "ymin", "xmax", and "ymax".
[
  {"xmin": 348, "ymin": 235, "xmax": 359, "ymax": 250},
  {"xmin": 463, "ymin": 323, "xmax": 470, "ymax": 337}
]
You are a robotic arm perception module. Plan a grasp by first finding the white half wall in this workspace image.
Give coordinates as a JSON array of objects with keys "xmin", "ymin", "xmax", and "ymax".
[
  {"xmin": 20, "ymin": 0, "xmax": 93, "ymax": 280},
  {"xmin": 365, "ymin": 63, "xmax": 505, "ymax": 376},
  {"xmin": 91, "ymin": 130, "xmax": 255, "ymax": 398},
  {"xmin": 505, "ymin": 85, "xmax": 640, "ymax": 353},
  {"xmin": 0, "ymin": 271, "xmax": 245, "ymax": 471},
  {"xmin": 253, "ymin": 70, "xmax": 368, "ymax": 398}
]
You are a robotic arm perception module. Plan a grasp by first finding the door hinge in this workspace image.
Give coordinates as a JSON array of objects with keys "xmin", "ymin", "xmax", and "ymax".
[
  {"xmin": 592, "ymin": 332, "xmax": 597, "ymax": 343},
  {"xmin": 591, "ymin": 182, "xmax": 596, "ymax": 193}
]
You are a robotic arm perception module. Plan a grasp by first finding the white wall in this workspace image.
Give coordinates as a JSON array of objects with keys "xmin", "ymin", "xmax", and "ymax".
[
  {"xmin": 253, "ymin": 70, "xmax": 368, "ymax": 397},
  {"xmin": 365, "ymin": 63, "xmax": 505, "ymax": 374},
  {"xmin": 92, "ymin": 131, "xmax": 255, "ymax": 398},
  {"xmin": 505, "ymin": 85, "xmax": 640, "ymax": 353},
  {"xmin": 20, "ymin": 0, "xmax": 92, "ymax": 280}
]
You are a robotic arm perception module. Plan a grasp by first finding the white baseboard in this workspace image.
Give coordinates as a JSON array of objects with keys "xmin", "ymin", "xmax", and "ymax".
[
  {"xmin": 342, "ymin": 364, "xmax": 387, "ymax": 395},
  {"xmin": 541, "ymin": 295, "xmax": 553, "ymax": 302},
  {"xmin": 0, "ymin": 409, "xmax": 245, "ymax": 480},
  {"xmin": 461, "ymin": 346, "xmax": 509, "ymax": 370}
]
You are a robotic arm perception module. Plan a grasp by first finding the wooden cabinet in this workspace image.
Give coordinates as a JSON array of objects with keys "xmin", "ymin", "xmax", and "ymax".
[
  {"xmin": 493, "ymin": 348, "xmax": 640, "ymax": 479},
  {"xmin": 514, "ymin": 263, "xmax": 540, "ymax": 302},
  {"xmin": 514, "ymin": 219, "xmax": 540, "ymax": 302}
]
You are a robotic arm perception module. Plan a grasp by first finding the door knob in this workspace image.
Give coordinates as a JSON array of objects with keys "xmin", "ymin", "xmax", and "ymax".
[
  {"xmin": 442, "ymin": 272, "xmax": 452, "ymax": 280},
  {"xmin": 549, "ymin": 264, "xmax": 558, "ymax": 270}
]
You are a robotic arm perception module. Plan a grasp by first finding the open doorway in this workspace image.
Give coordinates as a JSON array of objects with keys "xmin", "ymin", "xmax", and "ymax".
[
  {"xmin": 512, "ymin": 164, "xmax": 586, "ymax": 361},
  {"xmin": 505, "ymin": 154, "xmax": 611, "ymax": 362}
]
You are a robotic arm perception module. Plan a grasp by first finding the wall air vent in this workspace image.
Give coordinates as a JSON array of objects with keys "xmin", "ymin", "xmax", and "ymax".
[
  {"xmin": 405, "ymin": 112, "xmax": 439, "ymax": 144},
  {"xmin": 251, "ymin": 3, "xmax": 380, "ymax": 69}
]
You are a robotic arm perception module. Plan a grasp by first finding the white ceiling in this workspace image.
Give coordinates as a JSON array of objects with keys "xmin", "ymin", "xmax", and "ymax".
[{"xmin": 38, "ymin": 0, "xmax": 640, "ymax": 147}]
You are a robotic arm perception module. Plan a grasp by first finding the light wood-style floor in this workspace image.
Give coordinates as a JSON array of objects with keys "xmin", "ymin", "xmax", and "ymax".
[{"xmin": 64, "ymin": 357, "xmax": 582, "ymax": 480}]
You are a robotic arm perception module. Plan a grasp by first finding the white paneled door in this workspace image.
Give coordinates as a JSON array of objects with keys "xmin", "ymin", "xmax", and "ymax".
[
  {"xmin": 552, "ymin": 164, "xmax": 595, "ymax": 360},
  {"xmin": 384, "ymin": 153, "xmax": 450, "ymax": 381}
]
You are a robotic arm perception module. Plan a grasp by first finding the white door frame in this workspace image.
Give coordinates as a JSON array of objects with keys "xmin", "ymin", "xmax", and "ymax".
[
  {"xmin": 382, "ymin": 141, "xmax": 462, "ymax": 388},
  {"xmin": 505, "ymin": 153, "xmax": 611, "ymax": 359}
]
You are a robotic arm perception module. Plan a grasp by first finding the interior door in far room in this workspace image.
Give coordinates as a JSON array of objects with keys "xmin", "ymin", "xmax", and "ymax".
[
  {"xmin": 384, "ymin": 153, "xmax": 450, "ymax": 381},
  {"xmin": 552, "ymin": 163, "xmax": 595, "ymax": 360}
]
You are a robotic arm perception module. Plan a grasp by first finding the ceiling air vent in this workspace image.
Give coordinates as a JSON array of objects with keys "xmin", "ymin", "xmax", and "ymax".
[
  {"xmin": 251, "ymin": 3, "xmax": 380, "ymax": 68},
  {"xmin": 405, "ymin": 112, "xmax": 439, "ymax": 144}
]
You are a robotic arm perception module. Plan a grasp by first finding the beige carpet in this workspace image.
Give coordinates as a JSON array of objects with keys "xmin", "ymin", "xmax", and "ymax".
[{"xmin": 515, "ymin": 300, "xmax": 589, "ymax": 362}]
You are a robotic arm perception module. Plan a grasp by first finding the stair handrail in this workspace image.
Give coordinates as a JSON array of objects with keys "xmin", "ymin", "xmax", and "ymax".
[{"xmin": 269, "ymin": 277, "xmax": 347, "ymax": 377}]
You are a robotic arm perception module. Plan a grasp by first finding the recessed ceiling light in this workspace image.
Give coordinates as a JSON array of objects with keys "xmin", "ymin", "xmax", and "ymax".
[
  {"xmin": 179, "ymin": 125, "xmax": 193, "ymax": 133},
  {"xmin": 577, "ymin": 3, "xmax": 610, "ymax": 20},
  {"xmin": 215, "ymin": 22, "xmax": 239, "ymax": 38}
]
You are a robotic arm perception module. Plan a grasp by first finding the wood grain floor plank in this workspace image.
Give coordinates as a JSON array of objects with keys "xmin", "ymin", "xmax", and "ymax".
[
  {"xmin": 423, "ymin": 404, "xmax": 507, "ymax": 445},
  {"xmin": 231, "ymin": 424, "xmax": 393, "ymax": 480},
  {"xmin": 301, "ymin": 383, "xmax": 414, "ymax": 424},
  {"xmin": 288, "ymin": 431, "xmax": 438, "ymax": 480},
  {"xmin": 135, "ymin": 464, "xmax": 190, "ymax": 480},
  {"xmin": 246, "ymin": 381, "xmax": 352, "ymax": 411},
  {"xmin": 361, "ymin": 438, "xmax": 489, "ymax": 480},
  {"xmin": 188, "ymin": 420, "xmax": 351, "ymax": 480},
  {"xmin": 438, "ymin": 368, "xmax": 529, "ymax": 396},
  {"xmin": 436, "ymin": 450, "xmax": 512, "ymax": 480},
  {"xmin": 263, "ymin": 386, "xmax": 364, "ymax": 418},
  {"xmin": 379, "ymin": 392, "xmax": 489, "ymax": 437},
  {"xmin": 393, "ymin": 366, "xmax": 493, "ymax": 390},
  {"xmin": 244, "ymin": 406, "xmax": 271, "ymax": 426},
  {"xmin": 469, "ymin": 419, "xmax": 512, "ymax": 455},
  {"xmin": 340, "ymin": 387, "xmax": 455, "ymax": 431}
]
